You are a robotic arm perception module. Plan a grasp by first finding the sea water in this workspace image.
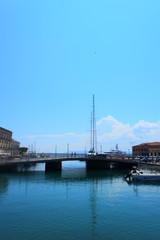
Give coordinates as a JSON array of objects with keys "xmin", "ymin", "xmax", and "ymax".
[{"xmin": 0, "ymin": 161, "xmax": 160, "ymax": 240}]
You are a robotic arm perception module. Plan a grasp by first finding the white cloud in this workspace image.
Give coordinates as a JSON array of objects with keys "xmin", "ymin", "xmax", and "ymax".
[
  {"xmin": 18, "ymin": 116, "xmax": 160, "ymax": 153},
  {"xmin": 97, "ymin": 116, "xmax": 160, "ymax": 152}
]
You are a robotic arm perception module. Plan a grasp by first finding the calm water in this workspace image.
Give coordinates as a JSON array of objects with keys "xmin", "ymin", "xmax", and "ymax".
[{"xmin": 0, "ymin": 161, "xmax": 160, "ymax": 240}]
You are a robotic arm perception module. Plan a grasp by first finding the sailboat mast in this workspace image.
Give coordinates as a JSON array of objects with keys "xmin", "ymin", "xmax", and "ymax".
[
  {"xmin": 90, "ymin": 112, "xmax": 93, "ymax": 151},
  {"xmin": 89, "ymin": 94, "xmax": 97, "ymax": 154},
  {"xmin": 93, "ymin": 94, "xmax": 95, "ymax": 153}
]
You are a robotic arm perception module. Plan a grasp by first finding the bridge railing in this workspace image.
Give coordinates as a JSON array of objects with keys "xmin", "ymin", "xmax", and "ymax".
[
  {"xmin": 50, "ymin": 153, "xmax": 87, "ymax": 159},
  {"xmin": 0, "ymin": 153, "xmax": 87, "ymax": 165}
]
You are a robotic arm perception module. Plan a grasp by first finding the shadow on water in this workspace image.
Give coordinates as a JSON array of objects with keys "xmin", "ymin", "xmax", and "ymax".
[
  {"xmin": 0, "ymin": 175, "xmax": 8, "ymax": 195},
  {"xmin": 86, "ymin": 168, "xmax": 126, "ymax": 179},
  {"xmin": 44, "ymin": 168, "xmax": 127, "ymax": 183},
  {"xmin": 0, "ymin": 164, "xmax": 127, "ymax": 180}
]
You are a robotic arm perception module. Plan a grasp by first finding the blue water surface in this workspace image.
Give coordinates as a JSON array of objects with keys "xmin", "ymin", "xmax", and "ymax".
[{"xmin": 0, "ymin": 161, "xmax": 160, "ymax": 240}]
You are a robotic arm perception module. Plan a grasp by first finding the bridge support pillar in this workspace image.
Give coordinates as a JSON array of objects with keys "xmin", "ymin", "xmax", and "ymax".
[
  {"xmin": 45, "ymin": 161, "xmax": 62, "ymax": 172},
  {"xmin": 86, "ymin": 160, "xmax": 110, "ymax": 170},
  {"xmin": 0, "ymin": 164, "xmax": 17, "ymax": 172}
]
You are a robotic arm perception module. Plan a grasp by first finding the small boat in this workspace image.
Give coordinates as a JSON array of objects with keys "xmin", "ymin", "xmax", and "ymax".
[{"xmin": 124, "ymin": 168, "xmax": 160, "ymax": 181}]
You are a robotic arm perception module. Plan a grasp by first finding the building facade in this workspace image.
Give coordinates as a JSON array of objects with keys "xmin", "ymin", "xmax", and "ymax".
[
  {"xmin": 11, "ymin": 139, "xmax": 20, "ymax": 156},
  {"xmin": 0, "ymin": 127, "xmax": 12, "ymax": 154},
  {"xmin": 0, "ymin": 127, "xmax": 20, "ymax": 156},
  {"xmin": 132, "ymin": 142, "xmax": 160, "ymax": 157}
]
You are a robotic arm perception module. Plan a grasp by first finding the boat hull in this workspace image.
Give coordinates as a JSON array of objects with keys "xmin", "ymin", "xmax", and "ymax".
[{"xmin": 133, "ymin": 174, "xmax": 160, "ymax": 181}]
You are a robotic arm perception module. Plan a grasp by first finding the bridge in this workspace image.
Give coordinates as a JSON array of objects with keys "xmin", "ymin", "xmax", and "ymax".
[
  {"xmin": 0, "ymin": 154, "xmax": 86, "ymax": 171},
  {"xmin": 1, "ymin": 153, "xmax": 160, "ymax": 172}
]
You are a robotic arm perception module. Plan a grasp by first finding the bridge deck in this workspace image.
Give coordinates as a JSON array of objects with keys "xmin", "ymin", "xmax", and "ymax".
[
  {"xmin": 0, "ymin": 154, "xmax": 160, "ymax": 167},
  {"xmin": 0, "ymin": 154, "xmax": 86, "ymax": 166}
]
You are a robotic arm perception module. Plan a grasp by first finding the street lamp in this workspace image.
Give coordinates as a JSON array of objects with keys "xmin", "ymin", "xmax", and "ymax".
[
  {"xmin": 28, "ymin": 145, "xmax": 30, "ymax": 160},
  {"xmin": 55, "ymin": 145, "xmax": 57, "ymax": 157},
  {"xmin": 85, "ymin": 146, "xmax": 86, "ymax": 155},
  {"xmin": 128, "ymin": 149, "xmax": 130, "ymax": 156},
  {"xmin": 100, "ymin": 145, "xmax": 102, "ymax": 154},
  {"xmin": 67, "ymin": 143, "xmax": 69, "ymax": 156}
]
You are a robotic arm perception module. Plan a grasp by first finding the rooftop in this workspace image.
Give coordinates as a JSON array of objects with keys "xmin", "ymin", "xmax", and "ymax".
[
  {"xmin": 0, "ymin": 127, "xmax": 12, "ymax": 134},
  {"xmin": 133, "ymin": 142, "xmax": 160, "ymax": 147}
]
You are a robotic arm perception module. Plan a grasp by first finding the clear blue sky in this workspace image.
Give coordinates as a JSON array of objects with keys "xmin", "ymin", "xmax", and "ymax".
[{"xmin": 1, "ymin": 0, "xmax": 160, "ymax": 152}]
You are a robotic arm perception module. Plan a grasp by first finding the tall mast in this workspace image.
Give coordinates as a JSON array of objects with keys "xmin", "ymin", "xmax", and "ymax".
[
  {"xmin": 93, "ymin": 94, "xmax": 95, "ymax": 152},
  {"xmin": 90, "ymin": 112, "xmax": 93, "ymax": 151},
  {"xmin": 89, "ymin": 94, "xmax": 97, "ymax": 154}
]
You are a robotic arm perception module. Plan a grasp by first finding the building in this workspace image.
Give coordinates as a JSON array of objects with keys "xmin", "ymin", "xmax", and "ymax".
[
  {"xmin": 11, "ymin": 139, "xmax": 20, "ymax": 156},
  {"xmin": 0, "ymin": 127, "xmax": 20, "ymax": 156},
  {"xmin": 132, "ymin": 142, "xmax": 160, "ymax": 157},
  {"xmin": 0, "ymin": 127, "xmax": 12, "ymax": 155}
]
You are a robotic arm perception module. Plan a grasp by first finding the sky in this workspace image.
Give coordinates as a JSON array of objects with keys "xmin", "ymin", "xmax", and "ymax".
[{"xmin": 0, "ymin": 0, "xmax": 160, "ymax": 153}]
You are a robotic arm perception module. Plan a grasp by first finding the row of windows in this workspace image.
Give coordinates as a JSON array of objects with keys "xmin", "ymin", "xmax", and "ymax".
[
  {"xmin": 133, "ymin": 149, "xmax": 148, "ymax": 152},
  {"xmin": 150, "ymin": 152, "xmax": 160, "ymax": 156},
  {"xmin": 0, "ymin": 132, "xmax": 12, "ymax": 140},
  {"xmin": 0, "ymin": 142, "xmax": 11, "ymax": 148},
  {"xmin": 0, "ymin": 140, "xmax": 11, "ymax": 143},
  {"xmin": 133, "ymin": 152, "xmax": 160, "ymax": 156}
]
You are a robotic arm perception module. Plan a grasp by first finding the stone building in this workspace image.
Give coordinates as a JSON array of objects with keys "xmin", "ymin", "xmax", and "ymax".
[
  {"xmin": 0, "ymin": 127, "xmax": 20, "ymax": 156},
  {"xmin": 0, "ymin": 127, "xmax": 12, "ymax": 155},
  {"xmin": 11, "ymin": 139, "xmax": 20, "ymax": 156},
  {"xmin": 132, "ymin": 142, "xmax": 160, "ymax": 157}
]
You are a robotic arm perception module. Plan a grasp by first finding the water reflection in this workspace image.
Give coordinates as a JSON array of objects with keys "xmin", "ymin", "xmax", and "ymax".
[
  {"xmin": 89, "ymin": 178, "xmax": 98, "ymax": 238},
  {"xmin": 126, "ymin": 179, "xmax": 160, "ymax": 199},
  {"xmin": 0, "ymin": 168, "xmax": 127, "ymax": 198},
  {"xmin": 61, "ymin": 168, "xmax": 86, "ymax": 179},
  {"xmin": 1, "ymin": 167, "xmax": 160, "ymax": 240},
  {"xmin": 0, "ymin": 175, "xmax": 8, "ymax": 196}
]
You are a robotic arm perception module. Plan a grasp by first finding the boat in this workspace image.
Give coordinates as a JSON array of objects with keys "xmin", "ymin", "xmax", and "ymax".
[{"xmin": 124, "ymin": 168, "xmax": 160, "ymax": 181}]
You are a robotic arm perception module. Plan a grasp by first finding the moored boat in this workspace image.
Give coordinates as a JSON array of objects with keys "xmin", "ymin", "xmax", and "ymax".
[
  {"xmin": 124, "ymin": 168, "xmax": 160, "ymax": 181},
  {"xmin": 132, "ymin": 172, "xmax": 160, "ymax": 181}
]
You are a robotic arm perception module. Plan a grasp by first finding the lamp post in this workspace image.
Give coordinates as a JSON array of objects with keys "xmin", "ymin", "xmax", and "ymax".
[
  {"xmin": 128, "ymin": 149, "xmax": 130, "ymax": 156},
  {"xmin": 67, "ymin": 143, "xmax": 69, "ymax": 157},
  {"xmin": 100, "ymin": 145, "xmax": 102, "ymax": 154},
  {"xmin": 28, "ymin": 145, "xmax": 30, "ymax": 161},
  {"xmin": 55, "ymin": 145, "xmax": 57, "ymax": 157}
]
